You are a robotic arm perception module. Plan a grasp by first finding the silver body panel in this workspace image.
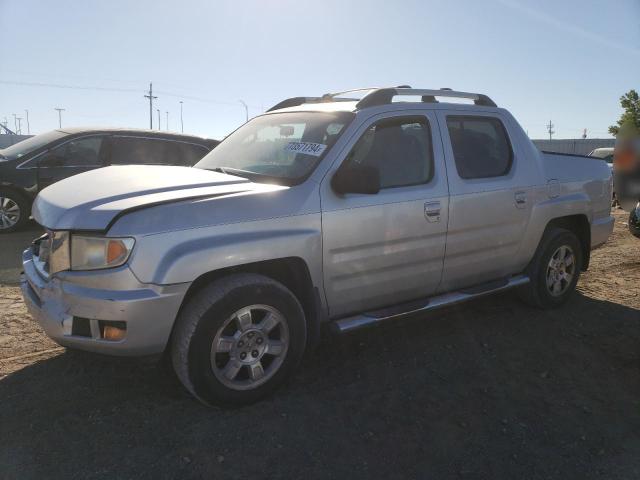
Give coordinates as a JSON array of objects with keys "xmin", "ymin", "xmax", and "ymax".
[{"xmin": 23, "ymin": 100, "xmax": 614, "ymax": 355}]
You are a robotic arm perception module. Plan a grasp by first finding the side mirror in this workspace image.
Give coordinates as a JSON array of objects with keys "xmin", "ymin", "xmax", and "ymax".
[
  {"xmin": 331, "ymin": 164, "xmax": 380, "ymax": 195},
  {"xmin": 39, "ymin": 154, "xmax": 66, "ymax": 168}
]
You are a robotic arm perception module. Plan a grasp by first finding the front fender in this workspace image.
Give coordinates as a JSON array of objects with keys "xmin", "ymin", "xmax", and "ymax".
[{"xmin": 128, "ymin": 214, "xmax": 323, "ymax": 289}]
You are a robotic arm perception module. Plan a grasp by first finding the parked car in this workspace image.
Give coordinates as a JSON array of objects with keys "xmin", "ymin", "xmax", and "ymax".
[
  {"xmin": 612, "ymin": 137, "xmax": 640, "ymax": 238},
  {"xmin": 0, "ymin": 128, "xmax": 219, "ymax": 232},
  {"xmin": 21, "ymin": 87, "xmax": 614, "ymax": 406}
]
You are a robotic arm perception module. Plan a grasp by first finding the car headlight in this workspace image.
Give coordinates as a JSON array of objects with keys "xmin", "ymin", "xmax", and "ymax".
[{"xmin": 71, "ymin": 235, "xmax": 135, "ymax": 271}]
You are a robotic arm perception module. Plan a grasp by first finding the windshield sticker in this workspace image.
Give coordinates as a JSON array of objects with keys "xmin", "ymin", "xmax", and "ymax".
[{"xmin": 285, "ymin": 142, "xmax": 327, "ymax": 157}]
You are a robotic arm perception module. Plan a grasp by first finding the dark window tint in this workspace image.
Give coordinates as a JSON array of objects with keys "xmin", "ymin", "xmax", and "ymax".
[
  {"xmin": 346, "ymin": 117, "xmax": 433, "ymax": 188},
  {"xmin": 174, "ymin": 142, "xmax": 209, "ymax": 166},
  {"xmin": 111, "ymin": 137, "xmax": 176, "ymax": 165},
  {"xmin": 48, "ymin": 136, "xmax": 104, "ymax": 167},
  {"xmin": 446, "ymin": 116, "xmax": 512, "ymax": 179}
]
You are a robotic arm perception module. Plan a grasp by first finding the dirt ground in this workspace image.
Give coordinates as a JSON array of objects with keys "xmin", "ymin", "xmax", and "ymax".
[{"xmin": 1, "ymin": 211, "xmax": 639, "ymax": 479}]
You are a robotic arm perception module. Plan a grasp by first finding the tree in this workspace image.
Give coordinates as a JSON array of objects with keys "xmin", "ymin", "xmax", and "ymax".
[{"xmin": 609, "ymin": 90, "xmax": 640, "ymax": 136}]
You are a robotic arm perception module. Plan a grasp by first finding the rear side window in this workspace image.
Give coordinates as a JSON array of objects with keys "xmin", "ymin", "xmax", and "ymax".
[
  {"xmin": 446, "ymin": 116, "xmax": 512, "ymax": 179},
  {"xmin": 173, "ymin": 142, "xmax": 209, "ymax": 166},
  {"xmin": 345, "ymin": 116, "xmax": 434, "ymax": 189},
  {"xmin": 111, "ymin": 137, "xmax": 177, "ymax": 165}
]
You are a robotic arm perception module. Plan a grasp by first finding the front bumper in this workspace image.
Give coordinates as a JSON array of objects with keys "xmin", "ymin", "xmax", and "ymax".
[{"xmin": 20, "ymin": 249, "xmax": 190, "ymax": 356}]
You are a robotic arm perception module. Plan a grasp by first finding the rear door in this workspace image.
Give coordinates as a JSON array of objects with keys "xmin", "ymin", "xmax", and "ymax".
[
  {"xmin": 321, "ymin": 111, "xmax": 449, "ymax": 318},
  {"xmin": 436, "ymin": 111, "xmax": 535, "ymax": 291},
  {"xmin": 37, "ymin": 135, "xmax": 107, "ymax": 191}
]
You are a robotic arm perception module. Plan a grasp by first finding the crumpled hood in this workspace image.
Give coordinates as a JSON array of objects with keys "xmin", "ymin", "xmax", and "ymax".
[{"xmin": 32, "ymin": 165, "xmax": 283, "ymax": 231}]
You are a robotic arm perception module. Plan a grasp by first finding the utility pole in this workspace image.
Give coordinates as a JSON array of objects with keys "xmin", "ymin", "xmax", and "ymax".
[
  {"xmin": 546, "ymin": 120, "xmax": 555, "ymax": 141},
  {"xmin": 54, "ymin": 108, "xmax": 65, "ymax": 128},
  {"xmin": 24, "ymin": 110, "xmax": 30, "ymax": 134},
  {"xmin": 582, "ymin": 128, "xmax": 587, "ymax": 139},
  {"xmin": 157, "ymin": 109, "xmax": 161, "ymax": 131},
  {"xmin": 179, "ymin": 101, "xmax": 184, "ymax": 133},
  {"xmin": 166, "ymin": 111, "xmax": 169, "ymax": 131},
  {"xmin": 239, "ymin": 100, "xmax": 248, "ymax": 122},
  {"xmin": 16, "ymin": 117, "xmax": 22, "ymax": 135},
  {"xmin": 144, "ymin": 82, "xmax": 157, "ymax": 129},
  {"xmin": 12, "ymin": 113, "xmax": 17, "ymax": 132}
]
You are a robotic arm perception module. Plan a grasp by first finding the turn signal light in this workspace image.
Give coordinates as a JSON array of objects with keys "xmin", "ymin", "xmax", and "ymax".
[{"xmin": 100, "ymin": 321, "xmax": 127, "ymax": 341}]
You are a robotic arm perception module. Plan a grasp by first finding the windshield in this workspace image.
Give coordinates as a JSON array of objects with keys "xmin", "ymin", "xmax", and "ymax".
[
  {"xmin": 195, "ymin": 111, "xmax": 354, "ymax": 184},
  {"xmin": 0, "ymin": 130, "xmax": 69, "ymax": 160}
]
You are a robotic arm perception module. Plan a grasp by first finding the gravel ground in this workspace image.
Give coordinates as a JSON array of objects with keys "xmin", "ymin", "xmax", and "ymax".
[{"xmin": 0, "ymin": 210, "xmax": 638, "ymax": 479}]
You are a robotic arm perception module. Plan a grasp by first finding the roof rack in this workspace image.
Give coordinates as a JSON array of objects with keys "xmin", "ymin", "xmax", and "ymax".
[{"xmin": 266, "ymin": 86, "xmax": 497, "ymax": 112}]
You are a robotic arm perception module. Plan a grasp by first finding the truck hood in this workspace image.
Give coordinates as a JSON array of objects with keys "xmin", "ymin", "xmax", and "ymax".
[{"xmin": 32, "ymin": 165, "xmax": 284, "ymax": 231}]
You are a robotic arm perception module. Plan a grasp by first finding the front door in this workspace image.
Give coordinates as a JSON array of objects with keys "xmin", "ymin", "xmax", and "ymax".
[
  {"xmin": 321, "ymin": 112, "xmax": 449, "ymax": 318},
  {"xmin": 37, "ymin": 135, "xmax": 107, "ymax": 191}
]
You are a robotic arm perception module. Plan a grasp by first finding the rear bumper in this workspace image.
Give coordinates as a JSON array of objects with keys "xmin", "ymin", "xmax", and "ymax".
[
  {"xmin": 20, "ymin": 249, "xmax": 190, "ymax": 356},
  {"xmin": 591, "ymin": 215, "xmax": 615, "ymax": 249}
]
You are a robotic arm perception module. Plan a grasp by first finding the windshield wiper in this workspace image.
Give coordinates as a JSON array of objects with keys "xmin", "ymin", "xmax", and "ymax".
[{"xmin": 208, "ymin": 166, "xmax": 253, "ymax": 179}]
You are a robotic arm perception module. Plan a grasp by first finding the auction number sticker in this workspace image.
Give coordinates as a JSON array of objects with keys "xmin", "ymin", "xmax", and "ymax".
[{"xmin": 285, "ymin": 142, "xmax": 327, "ymax": 157}]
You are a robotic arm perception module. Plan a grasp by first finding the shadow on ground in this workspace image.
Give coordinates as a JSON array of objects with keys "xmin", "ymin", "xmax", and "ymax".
[{"xmin": 1, "ymin": 292, "xmax": 639, "ymax": 479}]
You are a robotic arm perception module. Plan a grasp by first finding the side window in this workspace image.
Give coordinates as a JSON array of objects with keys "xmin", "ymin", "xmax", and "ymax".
[
  {"xmin": 345, "ymin": 116, "xmax": 433, "ymax": 189},
  {"xmin": 173, "ymin": 142, "xmax": 209, "ymax": 166},
  {"xmin": 111, "ymin": 137, "xmax": 174, "ymax": 165},
  {"xmin": 47, "ymin": 136, "xmax": 104, "ymax": 167},
  {"xmin": 446, "ymin": 116, "xmax": 513, "ymax": 179}
]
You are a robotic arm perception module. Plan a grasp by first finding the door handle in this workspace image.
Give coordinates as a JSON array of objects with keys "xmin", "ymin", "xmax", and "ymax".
[
  {"xmin": 424, "ymin": 201, "xmax": 441, "ymax": 223},
  {"xmin": 514, "ymin": 191, "xmax": 527, "ymax": 209}
]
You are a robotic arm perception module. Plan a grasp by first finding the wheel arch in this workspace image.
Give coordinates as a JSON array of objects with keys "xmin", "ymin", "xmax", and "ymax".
[
  {"xmin": 168, "ymin": 257, "xmax": 323, "ymax": 353},
  {"xmin": 542, "ymin": 214, "xmax": 591, "ymax": 270}
]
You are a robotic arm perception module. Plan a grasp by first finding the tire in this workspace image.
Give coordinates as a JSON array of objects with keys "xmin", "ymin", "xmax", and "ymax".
[
  {"xmin": 517, "ymin": 228, "xmax": 583, "ymax": 309},
  {"xmin": 629, "ymin": 207, "xmax": 640, "ymax": 239},
  {"xmin": 171, "ymin": 273, "xmax": 307, "ymax": 407},
  {"xmin": 0, "ymin": 188, "xmax": 30, "ymax": 233}
]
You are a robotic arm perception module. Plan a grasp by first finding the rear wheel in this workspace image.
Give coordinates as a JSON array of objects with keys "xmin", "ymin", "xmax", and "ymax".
[
  {"xmin": 171, "ymin": 274, "xmax": 306, "ymax": 406},
  {"xmin": 518, "ymin": 228, "xmax": 583, "ymax": 308},
  {"xmin": 0, "ymin": 188, "xmax": 29, "ymax": 233}
]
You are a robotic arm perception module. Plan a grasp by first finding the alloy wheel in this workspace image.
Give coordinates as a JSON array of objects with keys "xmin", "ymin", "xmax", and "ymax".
[
  {"xmin": 210, "ymin": 304, "xmax": 289, "ymax": 391},
  {"xmin": 546, "ymin": 245, "xmax": 575, "ymax": 296},
  {"xmin": 0, "ymin": 196, "xmax": 21, "ymax": 230}
]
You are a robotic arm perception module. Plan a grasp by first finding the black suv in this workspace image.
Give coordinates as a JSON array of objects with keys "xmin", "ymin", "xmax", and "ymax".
[{"xmin": 0, "ymin": 128, "xmax": 219, "ymax": 232}]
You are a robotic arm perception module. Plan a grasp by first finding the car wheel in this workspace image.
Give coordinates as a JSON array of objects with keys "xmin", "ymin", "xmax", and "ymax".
[
  {"xmin": 629, "ymin": 205, "xmax": 640, "ymax": 239},
  {"xmin": 0, "ymin": 189, "xmax": 29, "ymax": 233},
  {"xmin": 171, "ymin": 273, "xmax": 307, "ymax": 407},
  {"xmin": 518, "ymin": 228, "xmax": 583, "ymax": 308}
]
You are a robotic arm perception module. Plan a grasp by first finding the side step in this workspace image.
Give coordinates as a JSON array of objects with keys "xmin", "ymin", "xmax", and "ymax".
[{"xmin": 331, "ymin": 274, "xmax": 530, "ymax": 334}]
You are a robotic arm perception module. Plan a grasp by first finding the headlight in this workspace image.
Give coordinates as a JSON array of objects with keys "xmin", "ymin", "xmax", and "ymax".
[{"xmin": 71, "ymin": 235, "xmax": 135, "ymax": 271}]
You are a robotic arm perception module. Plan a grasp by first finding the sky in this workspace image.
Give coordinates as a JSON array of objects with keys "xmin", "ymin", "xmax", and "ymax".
[{"xmin": 0, "ymin": 0, "xmax": 638, "ymax": 140}]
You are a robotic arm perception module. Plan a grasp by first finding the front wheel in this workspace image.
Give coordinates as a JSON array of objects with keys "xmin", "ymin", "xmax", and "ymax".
[
  {"xmin": 0, "ymin": 189, "xmax": 30, "ymax": 233},
  {"xmin": 629, "ymin": 205, "xmax": 640, "ymax": 239},
  {"xmin": 518, "ymin": 228, "xmax": 583, "ymax": 308},
  {"xmin": 171, "ymin": 274, "xmax": 307, "ymax": 406}
]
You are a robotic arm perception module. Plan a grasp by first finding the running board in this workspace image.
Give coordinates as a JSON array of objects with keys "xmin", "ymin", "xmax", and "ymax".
[{"xmin": 331, "ymin": 274, "xmax": 530, "ymax": 334}]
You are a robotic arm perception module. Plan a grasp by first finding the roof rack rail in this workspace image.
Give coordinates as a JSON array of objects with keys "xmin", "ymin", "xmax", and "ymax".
[
  {"xmin": 356, "ymin": 88, "xmax": 497, "ymax": 109},
  {"xmin": 266, "ymin": 86, "xmax": 496, "ymax": 112}
]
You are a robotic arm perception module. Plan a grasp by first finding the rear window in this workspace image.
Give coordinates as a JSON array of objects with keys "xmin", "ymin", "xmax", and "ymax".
[{"xmin": 446, "ymin": 116, "xmax": 513, "ymax": 179}]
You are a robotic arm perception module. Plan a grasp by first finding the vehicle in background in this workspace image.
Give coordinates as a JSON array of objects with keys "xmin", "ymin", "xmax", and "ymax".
[
  {"xmin": 21, "ymin": 87, "xmax": 613, "ymax": 406},
  {"xmin": 612, "ymin": 137, "xmax": 640, "ymax": 238},
  {"xmin": 0, "ymin": 128, "xmax": 219, "ymax": 232},
  {"xmin": 588, "ymin": 147, "xmax": 616, "ymax": 206}
]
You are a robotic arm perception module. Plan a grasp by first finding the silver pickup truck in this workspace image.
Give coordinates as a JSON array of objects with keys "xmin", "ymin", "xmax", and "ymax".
[{"xmin": 21, "ymin": 87, "xmax": 614, "ymax": 406}]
